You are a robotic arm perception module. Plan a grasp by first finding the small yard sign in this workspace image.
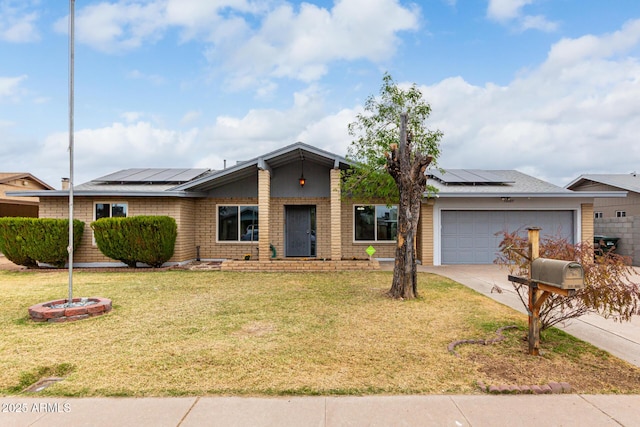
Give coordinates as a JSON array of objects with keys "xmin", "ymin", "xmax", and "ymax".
[{"xmin": 366, "ymin": 245, "xmax": 376, "ymax": 258}]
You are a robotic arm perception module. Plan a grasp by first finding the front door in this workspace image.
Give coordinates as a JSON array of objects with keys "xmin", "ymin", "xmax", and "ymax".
[{"xmin": 285, "ymin": 205, "xmax": 316, "ymax": 257}]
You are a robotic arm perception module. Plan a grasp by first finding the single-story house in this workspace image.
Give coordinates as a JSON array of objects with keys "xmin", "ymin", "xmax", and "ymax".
[
  {"xmin": 566, "ymin": 174, "xmax": 639, "ymax": 265},
  {"xmin": 9, "ymin": 142, "xmax": 625, "ymax": 267},
  {"xmin": 0, "ymin": 173, "xmax": 54, "ymax": 218}
]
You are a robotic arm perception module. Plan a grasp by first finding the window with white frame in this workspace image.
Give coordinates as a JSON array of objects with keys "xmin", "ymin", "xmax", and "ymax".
[
  {"xmin": 218, "ymin": 205, "xmax": 259, "ymax": 242},
  {"xmin": 95, "ymin": 202, "xmax": 128, "ymax": 220},
  {"xmin": 616, "ymin": 211, "xmax": 626, "ymax": 218},
  {"xmin": 594, "ymin": 212, "xmax": 603, "ymax": 219},
  {"xmin": 354, "ymin": 205, "xmax": 398, "ymax": 241}
]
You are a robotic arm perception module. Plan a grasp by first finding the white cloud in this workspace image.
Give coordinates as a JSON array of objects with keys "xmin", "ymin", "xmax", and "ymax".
[
  {"xmin": 521, "ymin": 15, "xmax": 558, "ymax": 32},
  {"xmin": 487, "ymin": 0, "xmax": 533, "ymax": 21},
  {"xmin": 57, "ymin": 0, "xmax": 419, "ymax": 89},
  {"xmin": 127, "ymin": 69, "xmax": 166, "ymax": 85},
  {"xmin": 180, "ymin": 110, "xmax": 201, "ymax": 125},
  {"xmin": 546, "ymin": 19, "xmax": 640, "ymax": 68},
  {"xmin": 39, "ymin": 121, "xmax": 201, "ymax": 184},
  {"xmin": 421, "ymin": 20, "xmax": 640, "ymax": 185},
  {"xmin": 121, "ymin": 111, "xmax": 144, "ymax": 123},
  {"xmin": 487, "ymin": 0, "xmax": 557, "ymax": 33},
  {"xmin": 219, "ymin": 0, "xmax": 420, "ymax": 87},
  {"xmin": 0, "ymin": 1, "xmax": 39, "ymax": 43},
  {"xmin": 0, "ymin": 75, "xmax": 28, "ymax": 101},
  {"xmin": 54, "ymin": 1, "xmax": 167, "ymax": 53}
]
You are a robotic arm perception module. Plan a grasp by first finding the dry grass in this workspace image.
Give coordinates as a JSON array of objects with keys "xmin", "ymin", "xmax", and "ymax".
[{"xmin": 0, "ymin": 269, "xmax": 638, "ymax": 397}]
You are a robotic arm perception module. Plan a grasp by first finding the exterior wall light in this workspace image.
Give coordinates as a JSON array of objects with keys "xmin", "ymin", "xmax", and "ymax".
[{"xmin": 299, "ymin": 151, "xmax": 306, "ymax": 187}]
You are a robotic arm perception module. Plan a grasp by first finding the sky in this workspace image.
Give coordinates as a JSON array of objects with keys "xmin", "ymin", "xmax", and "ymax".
[{"xmin": 2, "ymin": 0, "xmax": 640, "ymax": 189}]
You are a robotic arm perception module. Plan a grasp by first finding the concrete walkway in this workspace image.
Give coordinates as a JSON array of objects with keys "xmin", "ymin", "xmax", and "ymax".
[{"xmin": 2, "ymin": 257, "xmax": 640, "ymax": 426}]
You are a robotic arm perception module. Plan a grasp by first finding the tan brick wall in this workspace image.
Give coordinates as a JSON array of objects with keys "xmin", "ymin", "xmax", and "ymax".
[
  {"xmin": 581, "ymin": 203, "xmax": 594, "ymax": 244},
  {"xmin": 419, "ymin": 202, "xmax": 434, "ymax": 266},
  {"xmin": 330, "ymin": 169, "xmax": 342, "ymax": 260},
  {"xmin": 194, "ymin": 197, "xmax": 260, "ymax": 260},
  {"xmin": 258, "ymin": 169, "xmax": 271, "ymax": 261},
  {"xmin": 340, "ymin": 201, "xmax": 397, "ymax": 259},
  {"xmin": 39, "ymin": 197, "xmax": 196, "ymax": 264}
]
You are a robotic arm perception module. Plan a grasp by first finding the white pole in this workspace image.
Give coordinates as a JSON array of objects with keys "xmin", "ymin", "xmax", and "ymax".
[{"xmin": 67, "ymin": 0, "xmax": 75, "ymax": 306}]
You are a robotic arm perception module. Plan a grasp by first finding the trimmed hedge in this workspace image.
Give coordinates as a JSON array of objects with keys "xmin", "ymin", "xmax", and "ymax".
[
  {"xmin": 0, "ymin": 218, "xmax": 84, "ymax": 268},
  {"xmin": 91, "ymin": 216, "xmax": 177, "ymax": 267}
]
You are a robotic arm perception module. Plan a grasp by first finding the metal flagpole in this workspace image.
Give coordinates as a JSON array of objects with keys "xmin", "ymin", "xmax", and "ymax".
[{"xmin": 67, "ymin": 0, "xmax": 75, "ymax": 306}]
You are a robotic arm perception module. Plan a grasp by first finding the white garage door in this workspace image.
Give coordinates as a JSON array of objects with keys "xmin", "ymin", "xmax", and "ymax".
[{"xmin": 441, "ymin": 210, "xmax": 575, "ymax": 264}]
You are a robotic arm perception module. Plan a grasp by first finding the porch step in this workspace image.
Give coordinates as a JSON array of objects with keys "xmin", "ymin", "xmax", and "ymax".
[
  {"xmin": 183, "ymin": 261, "xmax": 223, "ymax": 271},
  {"xmin": 220, "ymin": 259, "xmax": 380, "ymax": 272}
]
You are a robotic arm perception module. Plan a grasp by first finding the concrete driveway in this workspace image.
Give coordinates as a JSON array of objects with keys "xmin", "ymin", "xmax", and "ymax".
[{"xmin": 415, "ymin": 263, "xmax": 640, "ymax": 368}]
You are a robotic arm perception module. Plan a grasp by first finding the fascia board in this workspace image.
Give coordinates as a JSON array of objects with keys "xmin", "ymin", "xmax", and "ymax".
[
  {"xmin": 424, "ymin": 191, "xmax": 627, "ymax": 198},
  {"xmin": 7, "ymin": 190, "xmax": 207, "ymax": 198}
]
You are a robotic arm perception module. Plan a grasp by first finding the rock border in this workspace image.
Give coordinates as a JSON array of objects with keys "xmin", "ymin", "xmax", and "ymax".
[
  {"xmin": 447, "ymin": 325, "xmax": 519, "ymax": 357},
  {"xmin": 477, "ymin": 380, "xmax": 572, "ymax": 394},
  {"xmin": 28, "ymin": 297, "xmax": 112, "ymax": 323}
]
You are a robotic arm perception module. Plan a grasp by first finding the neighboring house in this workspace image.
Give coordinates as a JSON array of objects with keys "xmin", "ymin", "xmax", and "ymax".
[
  {"xmin": 8, "ymin": 142, "xmax": 623, "ymax": 267},
  {"xmin": 566, "ymin": 174, "xmax": 639, "ymax": 265},
  {"xmin": 0, "ymin": 173, "xmax": 55, "ymax": 218}
]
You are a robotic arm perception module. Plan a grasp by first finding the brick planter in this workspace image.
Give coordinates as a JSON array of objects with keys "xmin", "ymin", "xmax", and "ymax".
[{"xmin": 28, "ymin": 297, "xmax": 112, "ymax": 323}]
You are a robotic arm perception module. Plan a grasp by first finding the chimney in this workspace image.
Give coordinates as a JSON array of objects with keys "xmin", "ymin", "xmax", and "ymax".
[{"xmin": 61, "ymin": 178, "xmax": 70, "ymax": 190}]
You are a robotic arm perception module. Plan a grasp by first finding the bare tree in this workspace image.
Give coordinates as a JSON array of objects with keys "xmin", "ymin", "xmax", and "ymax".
[{"xmin": 344, "ymin": 73, "xmax": 442, "ymax": 299}]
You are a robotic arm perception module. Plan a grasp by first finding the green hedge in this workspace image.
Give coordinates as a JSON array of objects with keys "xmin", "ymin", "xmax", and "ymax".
[
  {"xmin": 0, "ymin": 218, "xmax": 84, "ymax": 268},
  {"xmin": 91, "ymin": 216, "xmax": 177, "ymax": 267}
]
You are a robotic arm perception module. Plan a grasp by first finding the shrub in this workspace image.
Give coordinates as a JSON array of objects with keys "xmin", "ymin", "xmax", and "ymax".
[
  {"xmin": 0, "ymin": 217, "xmax": 84, "ymax": 268},
  {"xmin": 0, "ymin": 218, "xmax": 37, "ymax": 267},
  {"xmin": 495, "ymin": 230, "xmax": 640, "ymax": 331},
  {"xmin": 30, "ymin": 219, "xmax": 85, "ymax": 267},
  {"xmin": 91, "ymin": 216, "xmax": 177, "ymax": 267}
]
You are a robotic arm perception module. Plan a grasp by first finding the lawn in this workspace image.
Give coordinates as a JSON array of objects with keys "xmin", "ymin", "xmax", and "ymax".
[{"xmin": 0, "ymin": 269, "xmax": 639, "ymax": 397}]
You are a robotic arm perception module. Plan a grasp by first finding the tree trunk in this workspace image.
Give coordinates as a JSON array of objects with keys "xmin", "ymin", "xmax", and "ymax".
[{"xmin": 386, "ymin": 113, "xmax": 432, "ymax": 299}]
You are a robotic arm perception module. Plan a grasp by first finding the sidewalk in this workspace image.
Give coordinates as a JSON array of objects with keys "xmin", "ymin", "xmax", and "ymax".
[{"xmin": 2, "ymin": 394, "xmax": 640, "ymax": 426}]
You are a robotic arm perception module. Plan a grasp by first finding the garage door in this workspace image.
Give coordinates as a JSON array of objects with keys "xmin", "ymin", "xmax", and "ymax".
[{"xmin": 441, "ymin": 210, "xmax": 574, "ymax": 264}]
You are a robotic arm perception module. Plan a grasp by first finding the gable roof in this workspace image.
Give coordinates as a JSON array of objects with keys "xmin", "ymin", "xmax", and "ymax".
[
  {"xmin": 6, "ymin": 142, "xmax": 351, "ymax": 198},
  {"xmin": 427, "ymin": 169, "xmax": 626, "ymax": 198},
  {"xmin": 565, "ymin": 174, "xmax": 640, "ymax": 193},
  {"xmin": 171, "ymin": 142, "xmax": 351, "ymax": 192},
  {"xmin": 0, "ymin": 173, "xmax": 54, "ymax": 190}
]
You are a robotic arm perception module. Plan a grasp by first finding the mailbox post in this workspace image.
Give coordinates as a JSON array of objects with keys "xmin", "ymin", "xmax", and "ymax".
[{"xmin": 508, "ymin": 228, "xmax": 585, "ymax": 355}]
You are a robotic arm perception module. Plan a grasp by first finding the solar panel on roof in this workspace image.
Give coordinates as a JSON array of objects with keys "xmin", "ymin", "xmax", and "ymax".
[
  {"xmin": 427, "ymin": 169, "xmax": 515, "ymax": 185},
  {"xmin": 94, "ymin": 168, "xmax": 209, "ymax": 183}
]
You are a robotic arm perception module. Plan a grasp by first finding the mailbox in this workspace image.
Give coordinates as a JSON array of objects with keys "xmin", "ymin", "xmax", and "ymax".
[{"xmin": 531, "ymin": 258, "xmax": 585, "ymax": 290}]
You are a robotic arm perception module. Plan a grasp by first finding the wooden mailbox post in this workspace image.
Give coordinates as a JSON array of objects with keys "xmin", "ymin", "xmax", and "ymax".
[{"xmin": 508, "ymin": 228, "xmax": 585, "ymax": 355}]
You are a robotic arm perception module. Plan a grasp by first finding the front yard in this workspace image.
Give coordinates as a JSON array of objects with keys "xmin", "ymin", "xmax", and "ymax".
[{"xmin": 0, "ymin": 269, "xmax": 639, "ymax": 396}]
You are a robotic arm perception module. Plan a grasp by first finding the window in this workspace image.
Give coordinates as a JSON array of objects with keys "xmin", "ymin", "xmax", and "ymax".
[
  {"xmin": 95, "ymin": 202, "xmax": 127, "ymax": 220},
  {"xmin": 218, "ymin": 205, "xmax": 258, "ymax": 242},
  {"xmin": 594, "ymin": 212, "xmax": 603, "ymax": 219},
  {"xmin": 354, "ymin": 205, "xmax": 398, "ymax": 241},
  {"xmin": 616, "ymin": 211, "xmax": 626, "ymax": 218}
]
